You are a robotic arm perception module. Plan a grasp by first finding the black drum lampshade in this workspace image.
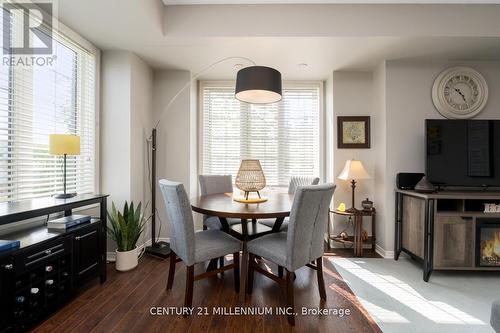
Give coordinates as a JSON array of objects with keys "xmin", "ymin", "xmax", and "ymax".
[{"xmin": 235, "ymin": 66, "xmax": 282, "ymax": 104}]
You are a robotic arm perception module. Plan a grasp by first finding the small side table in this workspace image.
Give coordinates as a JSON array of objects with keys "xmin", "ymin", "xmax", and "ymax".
[{"xmin": 328, "ymin": 208, "xmax": 376, "ymax": 257}]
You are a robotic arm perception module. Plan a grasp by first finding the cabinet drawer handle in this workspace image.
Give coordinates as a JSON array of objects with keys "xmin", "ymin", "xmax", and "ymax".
[
  {"xmin": 76, "ymin": 230, "xmax": 97, "ymax": 241},
  {"xmin": 4, "ymin": 264, "xmax": 13, "ymax": 270},
  {"xmin": 45, "ymin": 249, "xmax": 52, "ymax": 255}
]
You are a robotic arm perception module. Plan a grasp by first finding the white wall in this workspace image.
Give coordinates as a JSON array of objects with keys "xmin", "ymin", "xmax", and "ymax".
[
  {"xmin": 152, "ymin": 70, "xmax": 199, "ymax": 238},
  {"xmin": 100, "ymin": 50, "xmax": 153, "ymax": 249},
  {"xmin": 331, "ymin": 71, "xmax": 376, "ymax": 240},
  {"xmin": 378, "ymin": 59, "xmax": 500, "ymax": 254},
  {"xmin": 101, "ymin": 51, "xmax": 132, "ymax": 206},
  {"xmin": 324, "ymin": 73, "xmax": 334, "ymax": 185},
  {"xmin": 330, "ymin": 60, "xmax": 500, "ymax": 256},
  {"xmin": 130, "ymin": 55, "xmax": 153, "ymax": 245},
  {"xmin": 102, "ymin": 65, "xmax": 198, "ymax": 244},
  {"xmin": 372, "ymin": 62, "xmax": 387, "ymax": 253}
]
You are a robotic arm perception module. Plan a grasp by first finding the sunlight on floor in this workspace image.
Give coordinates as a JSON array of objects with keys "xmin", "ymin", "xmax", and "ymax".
[
  {"xmin": 356, "ymin": 296, "xmax": 410, "ymax": 323},
  {"xmin": 331, "ymin": 258, "xmax": 486, "ymax": 326}
]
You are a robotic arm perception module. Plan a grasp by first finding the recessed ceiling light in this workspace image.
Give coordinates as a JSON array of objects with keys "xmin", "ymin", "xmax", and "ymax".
[
  {"xmin": 298, "ymin": 63, "xmax": 308, "ymax": 69},
  {"xmin": 233, "ymin": 63, "xmax": 244, "ymax": 70}
]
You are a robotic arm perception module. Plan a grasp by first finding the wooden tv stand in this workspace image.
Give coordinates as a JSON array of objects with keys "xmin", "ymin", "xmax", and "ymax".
[{"xmin": 395, "ymin": 189, "xmax": 500, "ymax": 281}]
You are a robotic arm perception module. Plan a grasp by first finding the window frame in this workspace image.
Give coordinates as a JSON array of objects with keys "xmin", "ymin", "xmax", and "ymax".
[
  {"xmin": 197, "ymin": 80, "xmax": 325, "ymax": 188},
  {"xmin": 0, "ymin": 16, "xmax": 100, "ymax": 201}
]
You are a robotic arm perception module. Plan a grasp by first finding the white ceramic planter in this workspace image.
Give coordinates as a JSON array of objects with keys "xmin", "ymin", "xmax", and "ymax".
[{"xmin": 115, "ymin": 247, "xmax": 138, "ymax": 271}]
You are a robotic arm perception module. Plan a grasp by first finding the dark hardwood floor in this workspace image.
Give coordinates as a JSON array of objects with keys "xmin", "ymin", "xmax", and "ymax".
[{"xmin": 32, "ymin": 248, "xmax": 382, "ymax": 333}]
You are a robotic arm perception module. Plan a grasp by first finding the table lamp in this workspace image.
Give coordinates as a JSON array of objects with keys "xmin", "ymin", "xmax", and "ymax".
[
  {"xmin": 234, "ymin": 159, "xmax": 267, "ymax": 203},
  {"xmin": 49, "ymin": 134, "xmax": 80, "ymax": 199},
  {"xmin": 337, "ymin": 159, "xmax": 370, "ymax": 213}
]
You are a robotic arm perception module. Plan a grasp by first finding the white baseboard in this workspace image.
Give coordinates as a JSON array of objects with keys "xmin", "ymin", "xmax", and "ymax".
[
  {"xmin": 106, "ymin": 237, "xmax": 170, "ymax": 262},
  {"xmin": 107, "ymin": 238, "xmax": 394, "ymax": 261},
  {"xmin": 375, "ymin": 244, "xmax": 395, "ymax": 259}
]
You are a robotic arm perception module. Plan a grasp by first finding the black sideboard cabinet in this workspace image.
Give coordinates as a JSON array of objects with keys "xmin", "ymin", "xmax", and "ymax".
[{"xmin": 0, "ymin": 194, "xmax": 108, "ymax": 332}]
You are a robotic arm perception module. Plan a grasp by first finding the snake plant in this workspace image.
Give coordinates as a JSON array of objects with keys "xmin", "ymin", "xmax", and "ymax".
[{"xmin": 107, "ymin": 201, "xmax": 145, "ymax": 252}]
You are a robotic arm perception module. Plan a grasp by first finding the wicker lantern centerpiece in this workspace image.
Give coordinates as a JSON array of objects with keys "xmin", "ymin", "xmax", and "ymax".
[{"xmin": 234, "ymin": 159, "xmax": 267, "ymax": 203}]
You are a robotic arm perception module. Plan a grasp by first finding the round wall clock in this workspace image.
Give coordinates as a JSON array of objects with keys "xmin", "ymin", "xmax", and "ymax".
[{"xmin": 431, "ymin": 66, "xmax": 488, "ymax": 119}]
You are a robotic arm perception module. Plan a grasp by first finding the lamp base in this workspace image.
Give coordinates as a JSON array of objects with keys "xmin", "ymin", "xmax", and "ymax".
[
  {"xmin": 54, "ymin": 193, "xmax": 77, "ymax": 199},
  {"xmin": 145, "ymin": 241, "xmax": 171, "ymax": 259}
]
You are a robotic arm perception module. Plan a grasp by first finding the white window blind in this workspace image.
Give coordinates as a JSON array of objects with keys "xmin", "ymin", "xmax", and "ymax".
[
  {"xmin": 201, "ymin": 82, "xmax": 321, "ymax": 186},
  {"xmin": 0, "ymin": 9, "xmax": 97, "ymax": 202}
]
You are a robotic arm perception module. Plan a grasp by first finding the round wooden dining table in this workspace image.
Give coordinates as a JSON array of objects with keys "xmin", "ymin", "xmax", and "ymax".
[{"xmin": 191, "ymin": 192, "xmax": 294, "ymax": 301}]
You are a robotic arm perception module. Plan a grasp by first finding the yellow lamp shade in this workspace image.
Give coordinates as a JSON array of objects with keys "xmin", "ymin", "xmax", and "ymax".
[
  {"xmin": 49, "ymin": 134, "xmax": 80, "ymax": 155},
  {"xmin": 337, "ymin": 202, "xmax": 346, "ymax": 212}
]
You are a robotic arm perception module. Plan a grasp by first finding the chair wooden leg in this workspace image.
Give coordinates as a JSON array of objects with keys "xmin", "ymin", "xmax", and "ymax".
[
  {"xmin": 166, "ymin": 251, "xmax": 176, "ymax": 290},
  {"xmin": 184, "ymin": 265, "xmax": 194, "ymax": 317},
  {"xmin": 278, "ymin": 265, "xmax": 283, "ymax": 278},
  {"xmin": 247, "ymin": 254, "xmax": 255, "ymax": 294},
  {"xmin": 219, "ymin": 256, "xmax": 224, "ymax": 269},
  {"xmin": 286, "ymin": 270, "xmax": 295, "ymax": 326},
  {"xmin": 233, "ymin": 252, "xmax": 240, "ymax": 293},
  {"xmin": 316, "ymin": 257, "xmax": 327, "ymax": 300}
]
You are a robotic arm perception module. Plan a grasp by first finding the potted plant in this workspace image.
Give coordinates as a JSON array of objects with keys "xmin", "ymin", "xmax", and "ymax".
[{"xmin": 107, "ymin": 201, "xmax": 146, "ymax": 271}]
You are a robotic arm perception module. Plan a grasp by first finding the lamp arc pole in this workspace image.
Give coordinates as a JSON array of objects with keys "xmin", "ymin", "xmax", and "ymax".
[{"xmin": 145, "ymin": 56, "xmax": 257, "ymax": 258}]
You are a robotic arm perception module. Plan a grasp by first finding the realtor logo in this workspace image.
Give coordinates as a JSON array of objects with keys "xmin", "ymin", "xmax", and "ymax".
[{"xmin": 2, "ymin": 1, "xmax": 53, "ymax": 55}]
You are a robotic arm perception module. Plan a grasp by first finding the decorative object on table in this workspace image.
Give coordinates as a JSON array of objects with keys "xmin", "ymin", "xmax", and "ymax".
[
  {"xmin": 337, "ymin": 202, "xmax": 346, "ymax": 212},
  {"xmin": 484, "ymin": 203, "xmax": 500, "ymax": 213},
  {"xmin": 107, "ymin": 201, "xmax": 146, "ymax": 271},
  {"xmin": 396, "ymin": 172, "xmax": 426, "ymax": 190},
  {"xmin": 362, "ymin": 229, "xmax": 369, "ymax": 241},
  {"xmin": 47, "ymin": 214, "xmax": 91, "ymax": 230},
  {"xmin": 432, "ymin": 66, "xmax": 488, "ymax": 119},
  {"xmin": 340, "ymin": 231, "xmax": 349, "ymax": 241},
  {"xmin": 337, "ymin": 159, "xmax": 371, "ymax": 213},
  {"xmin": 362, "ymin": 198, "xmax": 373, "ymax": 211},
  {"xmin": 0, "ymin": 239, "xmax": 20, "ymax": 252},
  {"xmin": 337, "ymin": 116, "xmax": 370, "ymax": 148},
  {"xmin": 49, "ymin": 134, "xmax": 80, "ymax": 199},
  {"xmin": 146, "ymin": 57, "xmax": 281, "ymax": 259},
  {"xmin": 414, "ymin": 176, "xmax": 436, "ymax": 193},
  {"xmin": 235, "ymin": 66, "xmax": 282, "ymax": 104},
  {"xmin": 234, "ymin": 159, "xmax": 268, "ymax": 203}
]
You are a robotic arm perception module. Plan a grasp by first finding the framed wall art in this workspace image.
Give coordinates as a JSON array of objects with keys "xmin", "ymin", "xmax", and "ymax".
[{"xmin": 337, "ymin": 116, "xmax": 370, "ymax": 149}]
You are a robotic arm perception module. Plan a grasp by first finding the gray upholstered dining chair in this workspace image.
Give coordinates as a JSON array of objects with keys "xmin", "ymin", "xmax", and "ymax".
[
  {"xmin": 159, "ymin": 179, "xmax": 242, "ymax": 314},
  {"xmin": 259, "ymin": 176, "xmax": 320, "ymax": 231},
  {"xmin": 246, "ymin": 183, "xmax": 336, "ymax": 326},
  {"xmin": 199, "ymin": 175, "xmax": 240, "ymax": 230}
]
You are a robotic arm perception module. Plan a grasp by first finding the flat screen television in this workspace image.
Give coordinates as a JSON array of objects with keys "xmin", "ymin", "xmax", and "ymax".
[{"xmin": 426, "ymin": 119, "xmax": 500, "ymax": 188}]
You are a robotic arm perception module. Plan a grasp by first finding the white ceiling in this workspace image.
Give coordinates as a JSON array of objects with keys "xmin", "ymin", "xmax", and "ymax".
[
  {"xmin": 57, "ymin": 0, "xmax": 500, "ymax": 80},
  {"xmin": 162, "ymin": 0, "xmax": 500, "ymax": 4}
]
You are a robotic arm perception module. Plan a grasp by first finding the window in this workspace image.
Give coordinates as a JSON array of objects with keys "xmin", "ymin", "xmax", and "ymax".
[
  {"xmin": 0, "ymin": 9, "xmax": 97, "ymax": 202},
  {"xmin": 201, "ymin": 82, "xmax": 321, "ymax": 187}
]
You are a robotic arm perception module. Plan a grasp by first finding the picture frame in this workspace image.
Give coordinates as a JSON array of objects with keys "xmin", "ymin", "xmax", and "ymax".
[{"xmin": 337, "ymin": 116, "xmax": 370, "ymax": 149}]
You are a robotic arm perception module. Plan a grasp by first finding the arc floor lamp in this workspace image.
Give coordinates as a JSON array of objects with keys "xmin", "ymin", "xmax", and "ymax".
[{"xmin": 145, "ymin": 57, "xmax": 282, "ymax": 258}]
